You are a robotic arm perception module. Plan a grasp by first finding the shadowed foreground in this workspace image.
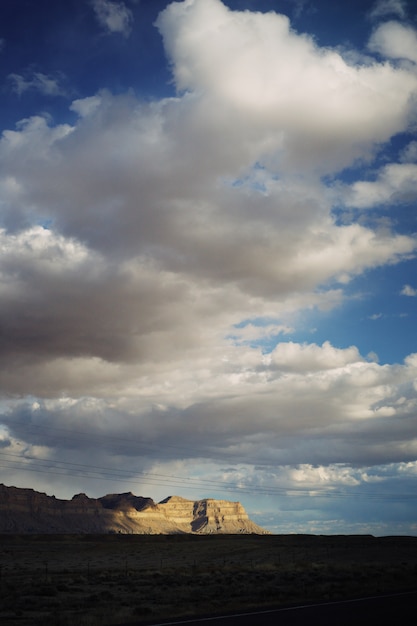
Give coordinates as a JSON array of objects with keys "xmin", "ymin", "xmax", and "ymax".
[{"xmin": 1, "ymin": 534, "xmax": 417, "ymax": 625}]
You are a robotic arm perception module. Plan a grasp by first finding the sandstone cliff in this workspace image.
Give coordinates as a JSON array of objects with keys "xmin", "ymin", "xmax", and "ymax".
[{"xmin": 0, "ymin": 484, "xmax": 269, "ymax": 534}]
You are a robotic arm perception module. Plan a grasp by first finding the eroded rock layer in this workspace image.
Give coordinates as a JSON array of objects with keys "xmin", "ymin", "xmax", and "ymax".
[{"xmin": 0, "ymin": 484, "xmax": 269, "ymax": 534}]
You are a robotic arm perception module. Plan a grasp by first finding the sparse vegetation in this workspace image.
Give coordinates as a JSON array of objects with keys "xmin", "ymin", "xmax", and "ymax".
[{"xmin": 1, "ymin": 534, "xmax": 417, "ymax": 625}]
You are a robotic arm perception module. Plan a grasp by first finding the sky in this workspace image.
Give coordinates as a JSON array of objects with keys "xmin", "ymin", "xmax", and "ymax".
[{"xmin": 0, "ymin": 0, "xmax": 417, "ymax": 536}]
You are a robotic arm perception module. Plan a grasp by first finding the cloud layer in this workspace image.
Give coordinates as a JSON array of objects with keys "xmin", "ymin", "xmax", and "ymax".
[{"xmin": 1, "ymin": 0, "xmax": 417, "ymax": 533}]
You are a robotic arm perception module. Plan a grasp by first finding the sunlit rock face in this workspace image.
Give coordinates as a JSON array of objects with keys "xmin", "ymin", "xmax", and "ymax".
[
  {"xmin": 0, "ymin": 484, "xmax": 269, "ymax": 534},
  {"xmin": 158, "ymin": 496, "xmax": 266, "ymax": 534}
]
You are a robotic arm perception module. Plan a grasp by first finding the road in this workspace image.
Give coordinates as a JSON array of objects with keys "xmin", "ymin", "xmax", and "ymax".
[{"xmin": 132, "ymin": 591, "xmax": 417, "ymax": 626}]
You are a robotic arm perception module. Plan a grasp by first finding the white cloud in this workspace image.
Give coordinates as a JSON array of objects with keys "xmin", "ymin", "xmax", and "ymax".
[
  {"xmin": 368, "ymin": 21, "xmax": 417, "ymax": 63},
  {"xmin": 91, "ymin": 0, "xmax": 133, "ymax": 37},
  {"xmin": 0, "ymin": 3, "xmax": 415, "ymax": 368},
  {"xmin": 369, "ymin": 0, "xmax": 407, "ymax": 20},
  {"xmin": 230, "ymin": 322, "xmax": 293, "ymax": 346},
  {"xmin": 8, "ymin": 72, "xmax": 67, "ymax": 97},
  {"xmin": 0, "ymin": 115, "xmax": 72, "ymax": 163},
  {"xmin": 157, "ymin": 0, "xmax": 417, "ymax": 172},
  {"xmin": 344, "ymin": 163, "xmax": 417, "ymax": 208},
  {"xmin": 0, "ymin": 3, "xmax": 414, "ymax": 404},
  {"xmin": 288, "ymin": 465, "xmax": 361, "ymax": 488},
  {"xmin": 1, "ymin": 1, "xmax": 417, "ymax": 530},
  {"xmin": 401, "ymin": 284, "xmax": 417, "ymax": 296},
  {"xmin": 2, "ymin": 339, "xmax": 417, "ymax": 479},
  {"xmin": 268, "ymin": 340, "xmax": 364, "ymax": 372},
  {"xmin": 70, "ymin": 94, "xmax": 103, "ymax": 118},
  {"xmin": 1, "ymin": 93, "xmax": 413, "ymax": 304}
]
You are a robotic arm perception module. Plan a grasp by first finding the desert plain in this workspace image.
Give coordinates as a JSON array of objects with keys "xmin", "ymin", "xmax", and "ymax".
[{"xmin": 1, "ymin": 533, "xmax": 417, "ymax": 625}]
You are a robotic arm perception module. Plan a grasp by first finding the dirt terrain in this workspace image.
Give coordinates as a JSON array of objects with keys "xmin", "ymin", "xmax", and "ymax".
[{"xmin": 1, "ymin": 533, "xmax": 417, "ymax": 625}]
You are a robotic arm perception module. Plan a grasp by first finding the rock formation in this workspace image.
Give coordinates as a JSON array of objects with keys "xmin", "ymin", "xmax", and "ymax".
[{"xmin": 0, "ymin": 484, "xmax": 269, "ymax": 534}]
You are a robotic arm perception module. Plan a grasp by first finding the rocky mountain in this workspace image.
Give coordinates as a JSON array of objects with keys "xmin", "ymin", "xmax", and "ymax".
[{"xmin": 0, "ymin": 484, "xmax": 269, "ymax": 534}]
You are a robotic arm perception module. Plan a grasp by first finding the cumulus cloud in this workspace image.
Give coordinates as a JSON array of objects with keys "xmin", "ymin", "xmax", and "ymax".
[
  {"xmin": 91, "ymin": 0, "xmax": 133, "ymax": 37},
  {"xmin": 2, "ymin": 93, "xmax": 413, "ymax": 299},
  {"xmin": 344, "ymin": 163, "xmax": 417, "ymax": 208},
  {"xmin": 2, "ymin": 339, "xmax": 417, "ymax": 487},
  {"xmin": 1, "ymin": 1, "xmax": 417, "ymax": 530},
  {"xmin": 157, "ymin": 0, "xmax": 417, "ymax": 172},
  {"xmin": 368, "ymin": 20, "xmax": 417, "ymax": 63}
]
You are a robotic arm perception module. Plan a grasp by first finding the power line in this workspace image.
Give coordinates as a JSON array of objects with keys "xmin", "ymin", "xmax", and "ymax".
[
  {"xmin": 0, "ymin": 451, "xmax": 416, "ymax": 501},
  {"xmin": 1, "ymin": 416, "xmax": 205, "ymax": 458},
  {"xmin": 0, "ymin": 450, "xmax": 242, "ymax": 493},
  {"xmin": 2, "ymin": 417, "xmax": 417, "ymax": 502}
]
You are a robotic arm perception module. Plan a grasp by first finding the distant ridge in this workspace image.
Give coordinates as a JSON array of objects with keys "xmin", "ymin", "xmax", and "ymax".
[{"xmin": 0, "ymin": 484, "xmax": 269, "ymax": 534}]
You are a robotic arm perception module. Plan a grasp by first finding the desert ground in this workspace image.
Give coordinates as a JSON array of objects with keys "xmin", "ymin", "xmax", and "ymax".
[{"xmin": 1, "ymin": 533, "xmax": 417, "ymax": 625}]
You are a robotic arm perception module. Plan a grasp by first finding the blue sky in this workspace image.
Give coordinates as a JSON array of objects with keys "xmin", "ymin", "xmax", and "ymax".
[{"xmin": 1, "ymin": 0, "xmax": 417, "ymax": 536}]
